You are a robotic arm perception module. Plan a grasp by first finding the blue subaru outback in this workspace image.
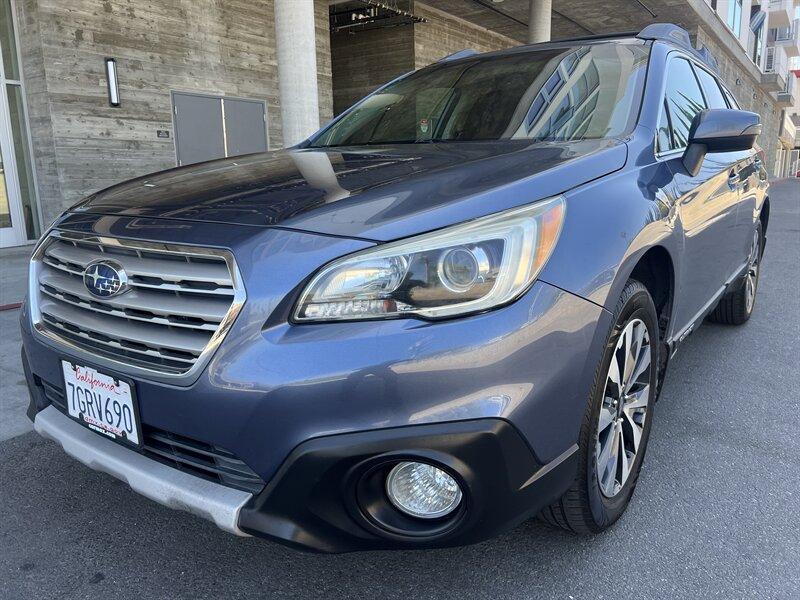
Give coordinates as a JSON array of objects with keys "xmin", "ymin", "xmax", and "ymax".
[{"xmin": 22, "ymin": 24, "xmax": 769, "ymax": 552}]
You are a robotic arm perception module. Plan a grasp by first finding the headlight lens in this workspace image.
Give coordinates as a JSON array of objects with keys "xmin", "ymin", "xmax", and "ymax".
[{"xmin": 293, "ymin": 196, "xmax": 565, "ymax": 322}]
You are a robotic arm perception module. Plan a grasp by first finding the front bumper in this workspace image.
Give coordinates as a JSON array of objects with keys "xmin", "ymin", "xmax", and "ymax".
[
  {"xmin": 34, "ymin": 406, "xmax": 252, "ymax": 535},
  {"xmin": 28, "ymin": 385, "xmax": 577, "ymax": 552},
  {"xmin": 22, "ymin": 213, "xmax": 611, "ymax": 552},
  {"xmin": 237, "ymin": 418, "xmax": 578, "ymax": 552}
]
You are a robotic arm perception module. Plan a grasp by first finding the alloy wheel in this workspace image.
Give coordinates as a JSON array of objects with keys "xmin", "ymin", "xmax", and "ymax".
[
  {"xmin": 745, "ymin": 229, "xmax": 760, "ymax": 314},
  {"xmin": 596, "ymin": 318, "xmax": 652, "ymax": 498}
]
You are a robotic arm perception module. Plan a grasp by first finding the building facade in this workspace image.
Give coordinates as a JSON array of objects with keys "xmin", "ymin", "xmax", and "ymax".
[
  {"xmin": 0, "ymin": 0, "xmax": 797, "ymax": 248},
  {"xmin": 707, "ymin": 0, "xmax": 799, "ymax": 176}
]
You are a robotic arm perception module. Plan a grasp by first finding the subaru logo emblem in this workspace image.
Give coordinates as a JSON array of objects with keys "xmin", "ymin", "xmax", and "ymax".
[{"xmin": 83, "ymin": 261, "xmax": 129, "ymax": 298}]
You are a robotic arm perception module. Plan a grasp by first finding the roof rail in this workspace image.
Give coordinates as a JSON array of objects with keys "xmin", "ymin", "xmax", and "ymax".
[
  {"xmin": 548, "ymin": 31, "xmax": 639, "ymax": 43},
  {"xmin": 695, "ymin": 45, "xmax": 719, "ymax": 72},
  {"xmin": 438, "ymin": 49, "xmax": 479, "ymax": 62},
  {"xmin": 636, "ymin": 23, "xmax": 719, "ymax": 71},
  {"xmin": 511, "ymin": 31, "xmax": 637, "ymax": 48},
  {"xmin": 636, "ymin": 23, "xmax": 693, "ymax": 47},
  {"xmin": 436, "ymin": 25, "xmax": 719, "ymax": 71}
]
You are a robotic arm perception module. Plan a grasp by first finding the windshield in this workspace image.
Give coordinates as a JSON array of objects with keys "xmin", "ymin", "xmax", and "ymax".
[{"xmin": 310, "ymin": 42, "xmax": 649, "ymax": 147}]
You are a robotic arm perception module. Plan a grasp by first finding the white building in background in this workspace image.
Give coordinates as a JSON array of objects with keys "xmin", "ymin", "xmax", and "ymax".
[{"xmin": 708, "ymin": 0, "xmax": 800, "ymax": 176}]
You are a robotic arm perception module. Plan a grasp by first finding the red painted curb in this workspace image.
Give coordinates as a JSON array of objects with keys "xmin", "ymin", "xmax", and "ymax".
[{"xmin": 0, "ymin": 302, "xmax": 22, "ymax": 311}]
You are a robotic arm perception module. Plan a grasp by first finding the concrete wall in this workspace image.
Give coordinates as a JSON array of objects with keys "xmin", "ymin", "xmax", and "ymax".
[
  {"xmin": 330, "ymin": 1, "xmax": 516, "ymax": 116},
  {"xmin": 413, "ymin": 3, "xmax": 516, "ymax": 69},
  {"xmin": 16, "ymin": 0, "xmax": 332, "ymax": 225},
  {"xmin": 16, "ymin": 0, "xmax": 59, "ymax": 228},
  {"xmin": 331, "ymin": 26, "xmax": 414, "ymax": 116}
]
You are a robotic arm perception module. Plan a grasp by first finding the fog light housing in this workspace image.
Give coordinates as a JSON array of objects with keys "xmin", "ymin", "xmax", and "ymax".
[{"xmin": 385, "ymin": 461, "xmax": 462, "ymax": 519}]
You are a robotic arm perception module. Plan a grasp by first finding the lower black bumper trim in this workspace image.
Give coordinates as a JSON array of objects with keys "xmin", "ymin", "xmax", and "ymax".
[{"xmin": 238, "ymin": 418, "xmax": 578, "ymax": 552}]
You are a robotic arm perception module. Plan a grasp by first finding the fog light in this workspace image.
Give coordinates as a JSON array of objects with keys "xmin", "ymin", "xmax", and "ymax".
[{"xmin": 385, "ymin": 461, "xmax": 462, "ymax": 519}]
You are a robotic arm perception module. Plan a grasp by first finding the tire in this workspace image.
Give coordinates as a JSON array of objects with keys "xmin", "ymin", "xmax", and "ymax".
[
  {"xmin": 707, "ymin": 221, "xmax": 763, "ymax": 326},
  {"xmin": 540, "ymin": 279, "xmax": 659, "ymax": 534}
]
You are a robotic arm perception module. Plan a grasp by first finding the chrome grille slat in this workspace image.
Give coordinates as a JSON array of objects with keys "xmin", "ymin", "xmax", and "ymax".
[
  {"xmin": 45, "ymin": 240, "xmax": 232, "ymax": 285},
  {"xmin": 124, "ymin": 278, "xmax": 237, "ymax": 297},
  {"xmin": 42, "ymin": 254, "xmax": 236, "ymax": 298},
  {"xmin": 31, "ymin": 231, "xmax": 245, "ymax": 379},
  {"xmin": 40, "ymin": 300, "xmax": 208, "ymax": 355},
  {"xmin": 39, "ymin": 286, "xmax": 219, "ymax": 332},
  {"xmin": 39, "ymin": 269, "xmax": 229, "ymax": 324},
  {"xmin": 42, "ymin": 255, "xmax": 84, "ymax": 277},
  {"xmin": 41, "ymin": 315, "xmax": 196, "ymax": 371}
]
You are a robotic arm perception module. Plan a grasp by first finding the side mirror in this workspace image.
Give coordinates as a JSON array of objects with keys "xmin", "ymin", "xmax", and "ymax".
[{"xmin": 683, "ymin": 109, "xmax": 762, "ymax": 176}]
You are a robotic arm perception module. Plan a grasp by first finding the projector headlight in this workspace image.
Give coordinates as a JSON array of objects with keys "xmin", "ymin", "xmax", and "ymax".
[{"xmin": 293, "ymin": 196, "xmax": 565, "ymax": 322}]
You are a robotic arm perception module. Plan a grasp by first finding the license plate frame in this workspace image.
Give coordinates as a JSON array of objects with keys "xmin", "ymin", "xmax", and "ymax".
[{"xmin": 60, "ymin": 360, "xmax": 143, "ymax": 448}]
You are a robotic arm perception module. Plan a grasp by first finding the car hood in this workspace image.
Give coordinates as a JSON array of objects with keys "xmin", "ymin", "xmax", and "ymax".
[{"xmin": 74, "ymin": 139, "xmax": 627, "ymax": 241}]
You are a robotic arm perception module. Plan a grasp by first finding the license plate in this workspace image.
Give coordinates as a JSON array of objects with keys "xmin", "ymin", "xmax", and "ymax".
[{"xmin": 61, "ymin": 361, "xmax": 141, "ymax": 447}]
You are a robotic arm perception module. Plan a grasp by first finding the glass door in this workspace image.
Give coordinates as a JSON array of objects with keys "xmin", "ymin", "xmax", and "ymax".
[{"xmin": 0, "ymin": 0, "xmax": 40, "ymax": 247}]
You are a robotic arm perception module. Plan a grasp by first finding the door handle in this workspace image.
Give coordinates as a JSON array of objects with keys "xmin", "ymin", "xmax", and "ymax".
[{"xmin": 727, "ymin": 171, "xmax": 739, "ymax": 191}]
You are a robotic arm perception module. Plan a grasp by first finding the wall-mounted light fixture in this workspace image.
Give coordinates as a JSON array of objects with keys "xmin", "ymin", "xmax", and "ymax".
[{"xmin": 105, "ymin": 58, "xmax": 120, "ymax": 107}]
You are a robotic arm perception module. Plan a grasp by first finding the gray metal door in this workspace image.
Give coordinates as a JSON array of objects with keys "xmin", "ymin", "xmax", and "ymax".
[
  {"xmin": 172, "ymin": 93, "xmax": 224, "ymax": 166},
  {"xmin": 225, "ymin": 98, "xmax": 268, "ymax": 157},
  {"xmin": 172, "ymin": 92, "xmax": 267, "ymax": 166}
]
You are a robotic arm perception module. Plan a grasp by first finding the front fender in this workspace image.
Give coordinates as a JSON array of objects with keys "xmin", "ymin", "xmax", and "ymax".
[{"xmin": 538, "ymin": 159, "xmax": 680, "ymax": 325}]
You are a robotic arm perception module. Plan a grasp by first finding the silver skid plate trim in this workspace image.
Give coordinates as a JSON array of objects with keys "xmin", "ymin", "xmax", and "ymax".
[{"xmin": 34, "ymin": 406, "xmax": 252, "ymax": 536}]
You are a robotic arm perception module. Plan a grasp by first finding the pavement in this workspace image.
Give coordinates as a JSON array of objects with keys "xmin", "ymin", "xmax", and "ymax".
[{"xmin": 0, "ymin": 179, "xmax": 798, "ymax": 600}]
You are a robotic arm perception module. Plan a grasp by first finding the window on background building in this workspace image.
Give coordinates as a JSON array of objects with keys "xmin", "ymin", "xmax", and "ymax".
[
  {"xmin": 0, "ymin": 0, "xmax": 40, "ymax": 241},
  {"xmin": 775, "ymin": 148, "xmax": 784, "ymax": 177},
  {"xmin": 749, "ymin": 8, "xmax": 766, "ymax": 67},
  {"xmin": 790, "ymin": 149, "xmax": 799, "ymax": 177},
  {"xmin": 727, "ymin": 0, "xmax": 743, "ymax": 37}
]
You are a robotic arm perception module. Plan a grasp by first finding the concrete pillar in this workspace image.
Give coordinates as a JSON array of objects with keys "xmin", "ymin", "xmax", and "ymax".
[
  {"xmin": 290, "ymin": 152, "xmax": 350, "ymax": 203},
  {"xmin": 527, "ymin": 0, "xmax": 552, "ymax": 44},
  {"xmin": 274, "ymin": 0, "xmax": 320, "ymax": 146}
]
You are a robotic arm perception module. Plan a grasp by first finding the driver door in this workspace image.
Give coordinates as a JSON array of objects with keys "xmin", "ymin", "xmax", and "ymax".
[{"xmin": 659, "ymin": 56, "xmax": 742, "ymax": 331}]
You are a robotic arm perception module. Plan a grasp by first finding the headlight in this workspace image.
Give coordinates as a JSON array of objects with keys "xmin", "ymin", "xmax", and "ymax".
[{"xmin": 293, "ymin": 196, "xmax": 565, "ymax": 322}]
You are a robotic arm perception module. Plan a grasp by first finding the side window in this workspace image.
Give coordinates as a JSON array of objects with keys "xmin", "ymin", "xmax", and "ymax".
[
  {"xmin": 656, "ymin": 100, "xmax": 672, "ymax": 152},
  {"xmin": 695, "ymin": 67, "xmax": 728, "ymax": 109},
  {"xmin": 663, "ymin": 58, "xmax": 707, "ymax": 150},
  {"xmin": 721, "ymin": 85, "xmax": 740, "ymax": 109}
]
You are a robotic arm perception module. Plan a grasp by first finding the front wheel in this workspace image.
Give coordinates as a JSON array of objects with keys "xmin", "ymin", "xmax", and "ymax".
[
  {"xmin": 708, "ymin": 221, "xmax": 762, "ymax": 326},
  {"xmin": 540, "ymin": 279, "xmax": 658, "ymax": 534}
]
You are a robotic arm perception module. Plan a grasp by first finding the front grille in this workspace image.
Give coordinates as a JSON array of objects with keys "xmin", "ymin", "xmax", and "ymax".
[
  {"xmin": 32, "ymin": 230, "xmax": 244, "ymax": 377},
  {"xmin": 41, "ymin": 379, "xmax": 265, "ymax": 494}
]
